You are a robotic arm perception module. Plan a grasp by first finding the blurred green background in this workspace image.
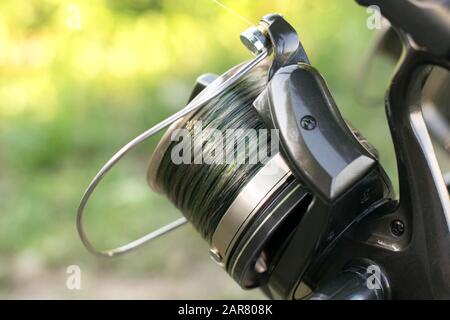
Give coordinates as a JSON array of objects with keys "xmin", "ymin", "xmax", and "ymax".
[{"xmin": 0, "ymin": 0, "xmax": 399, "ymax": 299}]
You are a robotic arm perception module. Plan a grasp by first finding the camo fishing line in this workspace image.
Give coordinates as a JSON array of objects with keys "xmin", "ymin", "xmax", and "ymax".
[{"xmin": 148, "ymin": 62, "xmax": 273, "ymax": 242}]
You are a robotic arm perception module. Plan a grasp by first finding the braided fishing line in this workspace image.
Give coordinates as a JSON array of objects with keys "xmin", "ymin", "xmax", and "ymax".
[{"xmin": 152, "ymin": 62, "xmax": 273, "ymax": 242}]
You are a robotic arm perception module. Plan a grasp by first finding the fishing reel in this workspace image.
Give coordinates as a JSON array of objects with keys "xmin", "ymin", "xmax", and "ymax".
[
  {"xmin": 78, "ymin": 6, "xmax": 450, "ymax": 300},
  {"xmin": 150, "ymin": 14, "xmax": 393, "ymax": 299}
]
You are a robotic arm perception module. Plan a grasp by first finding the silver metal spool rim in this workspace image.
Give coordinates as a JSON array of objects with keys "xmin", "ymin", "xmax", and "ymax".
[
  {"xmin": 229, "ymin": 182, "xmax": 303, "ymax": 281},
  {"xmin": 210, "ymin": 153, "xmax": 292, "ymax": 267}
]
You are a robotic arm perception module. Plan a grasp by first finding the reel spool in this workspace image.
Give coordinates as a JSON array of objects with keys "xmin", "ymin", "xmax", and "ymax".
[
  {"xmin": 146, "ymin": 61, "xmax": 311, "ymax": 288},
  {"xmin": 78, "ymin": 14, "xmax": 393, "ymax": 299}
]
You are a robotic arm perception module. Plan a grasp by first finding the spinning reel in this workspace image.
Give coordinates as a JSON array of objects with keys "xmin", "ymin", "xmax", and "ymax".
[{"xmin": 78, "ymin": 1, "xmax": 450, "ymax": 300}]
